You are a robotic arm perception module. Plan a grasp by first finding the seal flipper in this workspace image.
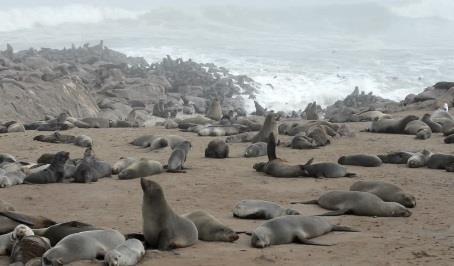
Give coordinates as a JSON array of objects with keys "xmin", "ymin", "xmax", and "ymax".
[
  {"xmin": 0, "ymin": 211, "xmax": 36, "ymax": 226},
  {"xmin": 318, "ymin": 209, "xmax": 350, "ymax": 216},
  {"xmin": 236, "ymin": 231, "xmax": 252, "ymax": 236},
  {"xmin": 332, "ymin": 225, "xmax": 360, "ymax": 232},
  {"xmin": 298, "ymin": 239, "xmax": 334, "ymax": 246},
  {"xmin": 267, "ymin": 133, "xmax": 277, "ymax": 161}
]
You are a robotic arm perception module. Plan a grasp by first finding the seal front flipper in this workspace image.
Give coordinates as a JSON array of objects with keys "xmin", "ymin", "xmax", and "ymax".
[
  {"xmin": 298, "ymin": 238, "xmax": 334, "ymax": 246},
  {"xmin": 157, "ymin": 229, "xmax": 176, "ymax": 250},
  {"xmin": 318, "ymin": 209, "xmax": 350, "ymax": 216},
  {"xmin": 332, "ymin": 225, "xmax": 360, "ymax": 232}
]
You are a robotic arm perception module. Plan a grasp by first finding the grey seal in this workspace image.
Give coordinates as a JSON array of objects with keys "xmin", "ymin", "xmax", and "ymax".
[
  {"xmin": 104, "ymin": 239, "xmax": 145, "ymax": 266},
  {"xmin": 184, "ymin": 210, "xmax": 239, "ymax": 242},
  {"xmin": 244, "ymin": 142, "xmax": 267, "ymax": 158},
  {"xmin": 23, "ymin": 151, "xmax": 69, "ymax": 184},
  {"xmin": 350, "ymin": 181, "xmax": 416, "ymax": 208},
  {"xmin": 233, "ymin": 200, "xmax": 299, "ymax": 220},
  {"xmin": 166, "ymin": 141, "xmax": 191, "ymax": 173}
]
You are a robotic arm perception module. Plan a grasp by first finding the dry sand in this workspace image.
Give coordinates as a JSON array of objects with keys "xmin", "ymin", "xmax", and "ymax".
[{"xmin": 0, "ymin": 111, "xmax": 453, "ymax": 265}]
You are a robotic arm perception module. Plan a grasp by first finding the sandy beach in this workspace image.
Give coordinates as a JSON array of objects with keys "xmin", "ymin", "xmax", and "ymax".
[{"xmin": 0, "ymin": 110, "xmax": 453, "ymax": 266}]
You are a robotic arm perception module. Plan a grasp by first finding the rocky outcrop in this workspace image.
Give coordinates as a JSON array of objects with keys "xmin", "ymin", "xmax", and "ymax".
[{"xmin": 402, "ymin": 82, "xmax": 454, "ymax": 110}]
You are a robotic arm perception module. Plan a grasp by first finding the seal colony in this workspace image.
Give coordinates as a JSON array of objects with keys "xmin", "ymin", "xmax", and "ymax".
[{"xmin": 0, "ymin": 44, "xmax": 453, "ymax": 264}]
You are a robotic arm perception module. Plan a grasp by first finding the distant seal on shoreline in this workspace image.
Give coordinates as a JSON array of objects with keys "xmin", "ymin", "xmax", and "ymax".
[
  {"xmin": 141, "ymin": 178, "xmax": 198, "ymax": 250},
  {"xmin": 367, "ymin": 115, "xmax": 418, "ymax": 133},
  {"xmin": 104, "ymin": 239, "xmax": 145, "ymax": 266},
  {"xmin": 80, "ymin": 117, "xmax": 111, "ymax": 128},
  {"xmin": 184, "ymin": 210, "xmax": 238, "ymax": 242},
  {"xmin": 42, "ymin": 229, "xmax": 125, "ymax": 265},
  {"xmin": 233, "ymin": 200, "xmax": 299, "ymax": 220},
  {"xmin": 205, "ymin": 140, "xmax": 229, "ymax": 158},
  {"xmin": 24, "ymin": 151, "xmax": 69, "ymax": 184},
  {"xmin": 166, "ymin": 141, "xmax": 191, "ymax": 173},
  {"xmin": 251, "ymin": 113, "xmax": 278, "ymax": 144},
  {"xmin": 338, "ymin": 154, "xmax": 382, "ymax": 167},
  {"xmin": 404, "ymin": 120, "xmax": 431, "ymax": 135},
  {"xmin": 292, "ymin": 191, "xmax": 411, "ymax": 217},
  {"xmin": 377, "ymin": 151, "xmax": 414, "ymax": 164},
  {"xmin": 288, "ymin": 134, "xmax": 318, "ymax": 149},
  {"xmin": 350, "ymin": 181, "xmax": 416, "ymax": 208},
  {"xmin": 407, "ymin": 150, "xmax": 432, "ymax": 168},
  {"xmin": 118, "ymin": 159, "xmax": 163, "ymax": 180},
  {"xmin": 251, "ymin": 216, "xmax": 358, "ymax": 248},
  {"xmin": 244, "ymin": 142, "xmax": 267, "ymax": 158},
  {"xmin": 74, "ymin": 135, "xmax": 93, "ymax": 147}
]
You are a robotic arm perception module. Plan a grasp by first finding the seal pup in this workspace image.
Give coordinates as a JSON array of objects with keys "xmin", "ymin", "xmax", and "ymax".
[
  {"xmin": 73, "ymin": 148, "xmax": 112, "ymax": 183},
  {"xmin": 377, "ymin": 151, "xmax": 414, "ymax": 164},
  {"xmin": 183, "ymin": 211, "xmax": 239, "ymax": 242},
  {"xmin": 205, "ymin": 140, "xmax": 229, "ymax": 159},
  {"xmin": 426, "ymin": 153, "xmax": 454, "ymax": 169},
  {"xmin": 141, "ymin": 178, "xmax": 198, "ymax": 250},
  {"xmin": 118, "ymin": 159, "xmax": 163, "ymax": 180},
  {"xmin": 23, "ymin": 151, "xmax": 69, "ymax": 184},
  {"xmin": 350, "ymin": 181, "xmax": 416, "ymax": 208},
  {"xmin": 251, "ymin": 216, "xmax": 358, "ymax": 248},
  {"xmin": 367, "ymin": 115, "xmax": 418, "ymax": 133},
  {"xmin": 112, "ymin": 157, "xmax": 137, "ymax": 175},
  {"xmin": 251, "ymin": 113, "xmax": 279, "ymax": 144},
  {"xmin": 0, "ymin": 211, "xmax": 56, "ymax": 234},
  {"xmin": 104, "ymin": 239, "xmax": 145, "ymax": 266},
  {"xmin": 338, "ymin": 155, "xmax": 382, "ymax": 167},
  {"xmin": 10, "ymin": 235, "xmax": 51, "ymax": 265},
  {"xmin": 233, "ymin": 200, "xmax": 299, "ymax": 220},
  {"xmin": 292, "ymin": 191, "xmax": 411, "ymax": 217},
  {"xmin": 166, "ymin": 141, "xmax": 191, "ymax": 173},
  {"xmin": 0, "ymin": 168, "xmax": 26, "ymax": 188},
  {"xmin": 42, "ymin": 229, "xmax": 125, "ymax": 265},
  {"xmin": 302, "ymin": 159, "xmax": 356, "ymax": 178},
  {"xmin": 244, "ymin": 142, "xmax": 267, "ymax": 158},
  {"xmin": 407, "ymin": 150, "xmax": 432, "ymax": 168},
  {"xmin": 74, "ymin": 135, "xmax": 93, "ymax": 147},
  {"xmin": 206, "ymin": 98, "xmax": 223, "ymax": 121},
  {"xmin": 33, "ymin": 221, "xmax": 99, "ymax": 246}
]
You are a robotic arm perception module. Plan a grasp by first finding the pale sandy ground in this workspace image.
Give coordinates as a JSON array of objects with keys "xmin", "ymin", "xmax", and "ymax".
[{"xmin": 0, "ymin": 111, "xmax": 453, "ymax": 266}]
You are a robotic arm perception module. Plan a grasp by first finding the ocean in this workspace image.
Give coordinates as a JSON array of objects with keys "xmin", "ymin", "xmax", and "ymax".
[{"xmin": 1, "ymin": 0, "xmax": 453, "ymax": 112}]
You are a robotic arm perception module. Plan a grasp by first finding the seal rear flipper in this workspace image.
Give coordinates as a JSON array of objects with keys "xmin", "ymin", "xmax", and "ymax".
[
  {"xmin": 318, "ymin": 209, "xmax": 350, "ymax": 216},
  {"xmin": 0, "ymin": 211, "xmax": 36, "ymax": 226},
  {"xmin": 290, "ymin": 199, "xmax": 318, "ymax": 205},
  {"xmin": 332, "ymin": 225, "xmax": 360, "ymax": 232},
  {"xmin": 297, "ymin": 238, "xmax": 334, "ymax": 246}
]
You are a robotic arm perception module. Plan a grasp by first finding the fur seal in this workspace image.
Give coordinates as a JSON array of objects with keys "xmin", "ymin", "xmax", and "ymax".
[
  {"xmin": 0, "ymin": 211, "xmax": 56, "ymax": 234},
  {"xmin": 244, "ymin": 142, "xmax": 267, "ymax": 158},
  {"xmin": 338, "ymin": 155, "xmax": 382, "ymax": 167},
  {"xmin": 183, "ymin": 210, "xmax": 238, "ymax": 242},
  {"xmin": 118, "ymin": 159, "xmax": 163, "ymax": 180},
  {"xmin": 165, "ymin": 135, "xmax": 187, "ymax": 149},
  {"xmin": 112, "ymin": 157, "xmax": 138, "ymax": 175},
  {"xmin": 7, "ymin": 122, "xmax": 26, "ymax": 133},
  {"xmin": 73, "ymin": 148, "xmax": 112, "ymax": 183},
  {"xmin": 251, "ymin": 216, "xmax": 358, "ymax": 248},
  {"xmin": 141, "ymin": 178, "xmax": 198, "ymax": 250},
  {"xmin": 0, "ymin": 154, "xmax": 16, "ymax": 164},
  {"xmin": 23, "ymin": 151, "xmax": 69, "ymax": 184},
  {"xmin": 251, "ymin": 113, "xmax": 279, "ymax": 144},
  {"xmin": 368, "ymin": 115, "xmax": 418, "ymax": 133},
  {"xmin": 407, "ymin": 150, "xmax": 432, "ymax": 168},
  {"xmin": 377, "ymin": 151, "xmax": 414, "ymax": 164},
  {"xmin": 0, "ymin": 167, "xmax": 26, "ymax": 188},
  {"xmin": 42, "ymin": 229, "xmax": 125, "ymax": 265},
  {"xmin": 205, "ymin": 140, "xmax": 229, "ymax": 159},
  {"xmin": 350, "ymin": 181, "xmax": 416, "ymax": 208},
  {"xmin": 444, "ymin": 134, "xmax": 454, "ymax": 144},
  {"xmin": 10, "ymin": 235, "xmax": 51, "ymax": 265},
  {"xmin": 104, "ymin": 239, "xmax": 145, "ymax": 266},
  {"xmin": 415, "ymin": 128, "xmax": 431, "ymax": 140},
  {"xmin": 233, "ymin": 200, "xmax": 299, "ymax": 220},
  {"xmin": 302, "ymin": 159, "xmax": 356, "ymax": 178},
  {"xmin": 288, "ymin": 134, "xmax": 318, "ymax": 149},
  {"xmin": 166, "ymin": 141, "xmax": 191, "ymax": 173},
  {"xmin": 404, "ymin": 120, "xmax": 431, "ymax": 135},
  {"xmin": 131, "ymin": 135, "xmax": 168, "ymax": 151},
  {"xmin": 426, "ymin": 153, "xmax": 454, "ymax": 169},
  {"xmin": 33, "ymin": 221, "xmax": 99, "ymax": 246},
  {"xmin": 206, "ymin": 98, "xmax": 223, "ymax": 121},
  {"xmin": 74, "ymin": 135, "xmax": 93, "ymax": 147},
  {"xmin": 0, "ymin": 224, "xmax": 34, "ymax": 256},
  {"xmin": 293, "ymin": 191, "xmax": 411, "ymax": 217},
  {"xmin": 198, "ymin": 126, "xmax": 242, "ymax": 137},
  {"xmin": 422, "ymin": 113, "xmax": 442, "ymax": 133},
  {"xmin": 225, "ymin": 132, "xmax": 257, "ymax": 143}
]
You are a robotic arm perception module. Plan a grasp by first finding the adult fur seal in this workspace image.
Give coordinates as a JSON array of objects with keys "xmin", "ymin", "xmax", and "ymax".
[
  {"xmin": 338, "ymin": 154, "xmax": 382, "ymax": 167},
  {"xmin": 0, "ymin": 211, "xmax": 56, "ymax": 234},
  {"xmin": 205, "ymin": 140, "xmax": 229, "ymax": 158},
  {"xmin": 377, "ymin": 151, "xmax": 414, "ymax": 164},
  {"xmin": 166, "ymin": 141, "xmax": 191, "ymax": 173},
  {"xmin": 73, "ymin": 147, "xmax": 112, "ymax": 183},
  {"xmin": 33, "ymin": 221, "xmax": 99, "ymax": 246},
  {"xmin": 118, "ymin": 159, "xmax": 163, "ymax": 179},
  {"xmin": 141, "ymin": 178, "xmax": 198, "ymax": 250},
  {"xmin": 23, "ymin": 151, "xmax": 69, "ymax": 184},
  {"xmin": 251, "ymin": 216, "xmax": 358, "ymax": 248},
  {"xmin": 253, "ymin": 133, "xmax": 306, "ymax": 177},
  {"xmin": 233, "ymin": 200, "xmax": 299, "ymax": 220},
  {"xmin": 302, "ymin": 159, "xmax": 356, "ymax": 178},
  {"xmin": 244, "ymin": 142, "xmax": 267, "ymax": 158},
  {"xmin": 407, "ymin": 150, "xmax": 432, "ymax": 168},
  {"xmin": 367, "ymin": 115, "xmax": 418, "ymax": 133},
  {"xmin": 292, "ymin": 191, "xmax": 411, "ymax": 217},
  {"xmin": 350, "ymin": 181, "xmax": 416, "ymax": 208},
  {"xmin": 426, "ymin": 153, "xmax": 454, "ymax": 169},
  {"xmin": 206, "ymin": 98, "xmax": 223, "ymax": 121},
  {"xmin": 130, "ymin": 135, "xmax": 168, "ymax": 150},
  {"xmin": 225, "ymin": 132, "xmax": 257, "ymax": 143},
  {"xmin": 183, "ymin": 210, "xmax": 239, "ymax": 242},
  {"xmin": 112, "ymin": 157, "xmax": 138, "ymax": 175},
  {"xmin": 104, "ymin": 239, "xmax": 145, "ymax": 266},
  {"xmin": 251, "ymin": 113, "xmax": 279, "ymax": 144},
  {"xmin": 42, "ymin": 229, "xmax": 125, "ymax": 265}
]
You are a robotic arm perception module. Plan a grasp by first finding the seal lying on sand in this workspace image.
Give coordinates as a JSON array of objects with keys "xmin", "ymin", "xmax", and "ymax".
[
  {"xmin": 205, "ymin": 140, "xmax": 229, "ymax": 159},
  {"xmin": 338, "ymin": 154, "xmax": 382, "ymax": 167},
  {"xmin": 33, "ymin": 221, "xmax": 99, "ymax": 246},
  {"xmin": 292, "ymin": 191, "xmax": 411, "ymax": 217},
  {"xmin": 184, "ymin": 211, "xmax": 238, "ymax": 242},
  {"xmin": 141, "ymin": 178, "xmax": 198, "ymax": 250},
  {"xmin": 426, "ymin": 153, "xmax": 454, "ymax": 169},
  {"xmin": 350, "ymin": 181, "xmax": 416, "ymax": 208},
  {"xmin": 104, "ymin": 239, "xmax": 145, "ymax": 266},
  {"xmin": 42, "ymin": 229, "xmax": 125, "ymax": 265},
  {"xmin": 24, "ymin": 151, "xmax": 69, "ymax": 184},
  {"xmin": 244, "ymin": 142, "xmax": 267, "ymax": 158},
  {"xmin": 112, "ymin": 157, "xmax": 138, "ymax": 175},
  {"xmin": 377, "ymin": 151, "xmax": 414, "ymax": 164},
  {"xmin": 407, "ymin": 150, "xmax": 432, "ymax": 168},
  {"xmin": 233, "ymin": 200, "xmax": 299, "ymax": 220},
  {"xmin": 10, "ymin": 235, "xmax": 51, "ymax": 265},
  {"xmin": 251, "ymin": 216, "xmax": 358, "ymax": 248},
  {"xmin": 118, "ymin": 159, "xmax": 163, "ymax": 179},
  {"xmin": 0, "ymin": 211, "xmax": 56, "ymax": 234},
  {"xmin": 73, "ymin": 148, "xmax": 112, "ymax": 183},
  {"xmin": 301, "ymin": 159, "xmax": 356, "ymax": 178},
  {"xmin": 367, "ymin": 115, "xmax": 418, "ymax": 133}
]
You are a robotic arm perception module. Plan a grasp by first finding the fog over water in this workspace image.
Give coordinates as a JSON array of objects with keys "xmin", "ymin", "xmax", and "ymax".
[{"xmin": 2, "ymin": 0, "xmax": 453, "ymax": 111}]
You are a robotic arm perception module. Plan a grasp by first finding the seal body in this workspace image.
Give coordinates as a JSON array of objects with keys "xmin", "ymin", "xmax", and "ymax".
[
  {"xmin": 251, "ymin": 216, "xmax": 358, "ymax": 248},
  {"xmin": 225, "ymin": 132, "xmax": 257, "ymax": 143},
  {"xmin": 244, "ymin": 142, "xmax": 267, "ymax": 158},
  {"xmin": 303, "ymin": 191, "xmax": 412, "ymax": 217},
  {"xmin": 206, "ymin": 98, "xmax": 223, "ymax": 121},
  {"xmin": 205, "ymin": 140, "xmax": 229, "ymax": 158},
  {"xmin": 34, "ymin": 221, "xmax": 99, "ymax": 246},
  {"xmin": 0, "ymin": 211, "xmax": 55, "ymax": 234},
  {"xmin": 233, "ymin": 200, "xmax": 299, "ymax": 220},
  {"xmin": 426, "ymin": 153, "xmax": 454, "ymax": 169},
  {"xmin": 338, "ymin": 155, "xmax": 382, "ymax": 167},
  {"xmin": 184, "ymin": 210, "xmax": 238, "ymax": 242},
  {"xmin": 407, "ymin": 150, "xmax": 432, "ymax": 168},
  {"xmin": 10, "ymin": 235, "xmax": 51, "ymax": 265},
  {"xmin": 104, "ymin": 239, "xmax": 145, "ymax": 266},
  {"xmin": 112, "ymin": 157, "xmax": 137, "ymax": 175},
  {"xmin": 377, "ymin": 151, "xmax": 414, "ymax": 164},
  {"xmin": 141, "ymin": 178, "xmax": 198, "ymax": 250},
  {"xmin": 444, "ymin": 134, "xmax": 454, "ymax": 144},
  {"xmin": 369, "ymin": 115, "xmax": 418, "ymax": 133},
  {"xmin": 42, "ymin": 229, "xmax": 125, "ymax": 265},
  {"xmin": 73, "ymin": 148, "xmax": 112, "ymax": 183},
  {"xmin": 251, "ymin": 113, "xmax": 278, "ymax": 144},
  {"xmin": 24, "ymin": 151, "xmax": 69, "ymax": 184},
  {"xmin": 422, "ymin": 113, "xmax": 442, "ymax": 133},
  {"xmin": 167, "ymin": 141, "xmax": 191, "ymax": 173},
  {"xmin": 118, "ymin": 159, "xmax": 163, "ymax": 179},
  {"xmin": 350, "ymin": 181, "xmax": 416, "ymax": 208}
]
